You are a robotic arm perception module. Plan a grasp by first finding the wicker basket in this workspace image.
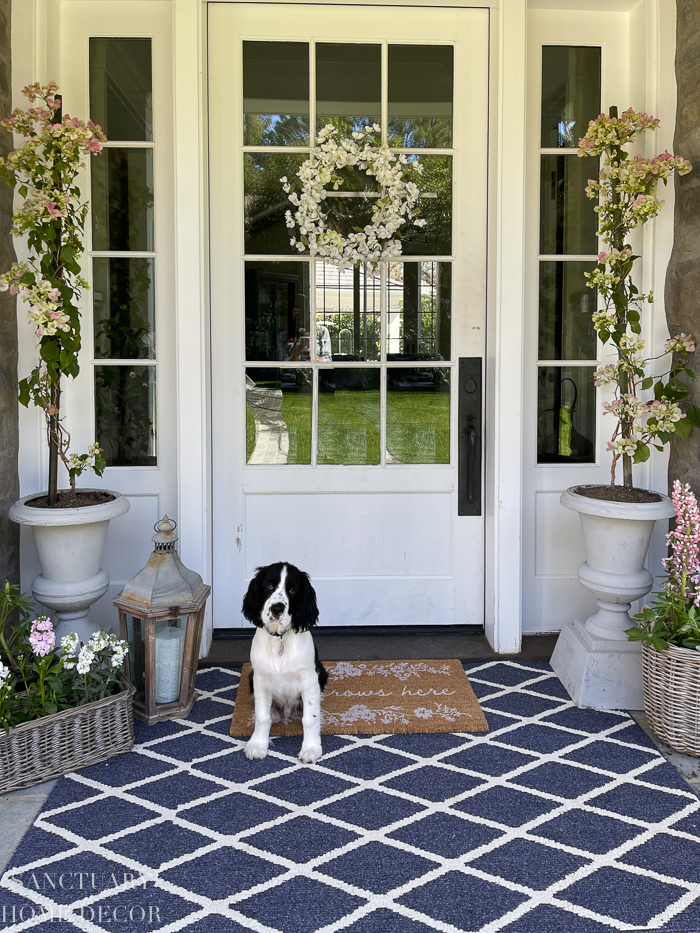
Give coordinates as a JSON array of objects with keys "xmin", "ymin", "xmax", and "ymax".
[
  {"xmin": 0, "ymin": 678, "xmax": 135, "ymax": 793},
  {"xmin": 642, "ymin": 642, "xmax": 700, "ymax": 757}
]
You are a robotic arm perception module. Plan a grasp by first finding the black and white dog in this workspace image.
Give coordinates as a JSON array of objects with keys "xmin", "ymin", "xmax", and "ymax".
[{"xmin": 241, "ymin": 562, "xmax": 328, "ymax": 763}]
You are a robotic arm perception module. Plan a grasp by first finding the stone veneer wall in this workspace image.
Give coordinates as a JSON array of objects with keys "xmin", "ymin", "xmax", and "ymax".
[
  {"xmin": 0, "ymin": 0, "xmax": 19, "ymax": 585},
  {"xmin": 667, "ymin": 0, "xmax": 700, "ymax": 492}
]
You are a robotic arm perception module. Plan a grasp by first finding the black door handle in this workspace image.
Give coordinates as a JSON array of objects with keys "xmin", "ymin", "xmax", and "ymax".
[
  {"xmin": 467, "ymin": 423, "xmax": 477, "ymax": 503},
  {"xmin": 458, "ymin": 358, "xmax": 482, "ymax": 516}
]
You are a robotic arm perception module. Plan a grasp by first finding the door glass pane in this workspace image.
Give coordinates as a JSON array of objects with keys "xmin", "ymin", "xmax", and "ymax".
[
  {"xmin": 245, "ymin": 261, "xmax": 310, "ymax": 361},
  {"xmin": 316, "ymin": 43, "xmax": 381, "ymax": 137},
  {"xmin": 401, "ymin": 155, "xmax": 452, "ymax": 256},
  {"xmin": 316, "ymin": 262, "xmax": 380, "ymax": 362},
  {"xmin": 244, "ymin": 153, "xmax": 307, "ymax": 254},
  {"xmin": 246, "ymin": 368, "xmax": 312, "ymax": 465},
  {"xmin": 89, "ymin": 38, "xmax": 153, "ymax": 141},
  {"xmin": 317, "ymin": 368, "xmax": 380, "ymax": 465},
  {"xmin": 539, "ymin": 261, "xmax": 596, "ymax": 361},
  {"xmin": 541, "ymin": 47, "xmax": 601, "ymax": 149},
  {"xmin": 93, "ymin": 258, "xmax": 155, "ymax": 360},
  {"xmin": 387, "ymin": 262, "xmax": 451, "ymax": 361},
  {"xmin": 388, "ymin": 45, "xmax": 453, "ymax": 148},
  {"xmin": 92, "ymin": 148, "xmax": 154, "ymax": 251},
  {"xmin": 243, "ymin": 41, "xmax": 309, "ymax": 146},
  {"xmin": 95, "ymin": 364, "xmax": 156, "ymax": 466},
  {"xmin": 387, "ymin": 368, "xmax": 450, "ymax": 464},
  {"xmin": 537, "ymin": 366, "xmax": 595, "ymax": 463},
  {"xmin": 540, "ymin": 155, "xmax": 597, "ymax": 255}
]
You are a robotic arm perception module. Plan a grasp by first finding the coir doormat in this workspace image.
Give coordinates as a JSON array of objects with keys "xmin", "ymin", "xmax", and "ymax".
[{"xmin": 229, "ymin": 659, "xmax": 488, "ymax": 736}]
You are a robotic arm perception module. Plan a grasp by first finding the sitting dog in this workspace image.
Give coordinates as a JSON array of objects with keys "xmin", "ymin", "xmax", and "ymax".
[{"xmin": 241, "ymin": 562, "xmax": 327, "ymax": 763}]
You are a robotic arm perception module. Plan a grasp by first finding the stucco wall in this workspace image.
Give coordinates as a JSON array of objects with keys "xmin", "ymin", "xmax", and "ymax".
[
  {"xmin": 667, "ymin": 0, "xmax": 700, "ymax": 492},
  {"xmin": 0, "ymin": 0, "xmax": 19, "ymax": 585}
]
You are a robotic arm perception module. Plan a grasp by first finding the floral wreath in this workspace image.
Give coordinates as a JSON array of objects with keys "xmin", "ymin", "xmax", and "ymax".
[{"xmin": 281, "ymin": 123, "xmax": 426, "ymax": 270}]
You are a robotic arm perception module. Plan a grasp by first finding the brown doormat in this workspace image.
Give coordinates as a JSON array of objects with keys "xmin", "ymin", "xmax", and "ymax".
[{"xmin": 229, "ymin": 659, "xmax": 488, "ymax": 736}]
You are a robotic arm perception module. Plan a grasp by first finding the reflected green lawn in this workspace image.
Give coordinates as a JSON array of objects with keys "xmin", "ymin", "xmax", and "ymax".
[
  {"xmin": 318, "ymin": 388, "xmax": 380, "ymax": 465},
  {"xmin": 246, "ymin": 387, "xmax": 450, "ymax": 464},
  {"xmin": 387, "ymin": 390, "xmax": 450, "ymax": 463}
]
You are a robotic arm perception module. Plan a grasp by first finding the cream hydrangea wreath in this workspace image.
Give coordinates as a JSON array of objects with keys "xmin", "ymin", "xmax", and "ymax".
[{"xmin": 281, "ymin": 123, "xmax": 426, "ymax": 270}]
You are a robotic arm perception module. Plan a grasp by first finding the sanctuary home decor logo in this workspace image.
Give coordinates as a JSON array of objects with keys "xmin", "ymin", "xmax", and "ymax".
[
  {"xmin": 230, "ymin": 659, "xmax": 489, "ymax": 736},
  {"xmin": 1, "ymin": 869, "xmax": 162, "ymax": 925}
]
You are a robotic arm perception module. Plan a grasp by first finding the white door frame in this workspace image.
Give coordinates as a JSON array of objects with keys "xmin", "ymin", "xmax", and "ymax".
[{"xmin": 172, "ymin": 0, "xmax": 526, "ymax": 654}]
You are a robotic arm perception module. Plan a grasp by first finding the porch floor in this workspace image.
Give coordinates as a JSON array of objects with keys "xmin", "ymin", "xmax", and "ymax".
[{"xmin": 2, "ymin": 661, "xmax": 700, "ymax": 933}]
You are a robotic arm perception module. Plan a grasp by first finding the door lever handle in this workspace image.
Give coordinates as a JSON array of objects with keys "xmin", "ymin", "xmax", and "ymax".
[
  {"xmin": 467, "ymin": 424, "xmax": 477, "ymax": 503},
  {"xmin": 458, "ymin": 358, "xmax": 482, "ymax": 516}
]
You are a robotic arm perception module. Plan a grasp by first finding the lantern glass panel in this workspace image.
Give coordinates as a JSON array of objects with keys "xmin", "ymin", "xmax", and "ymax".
[
  {"xmin": 125, "ymin": 615, "xmax": 146, "ymax": 705},
  {"xmin": 155, "ymin": 618, "xmax": 187, "ymax": 705}
]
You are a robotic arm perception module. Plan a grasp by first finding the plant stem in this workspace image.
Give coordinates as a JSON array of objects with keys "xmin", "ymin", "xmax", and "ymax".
[{"xmin": 47, "ymin": 379, "xmax": 61, "ymax": 505}]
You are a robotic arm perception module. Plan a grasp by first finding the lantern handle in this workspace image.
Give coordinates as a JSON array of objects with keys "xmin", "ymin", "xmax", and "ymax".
[{"xmin": 154, "ymin": 516, "xmax": 177, "ymax": 534}]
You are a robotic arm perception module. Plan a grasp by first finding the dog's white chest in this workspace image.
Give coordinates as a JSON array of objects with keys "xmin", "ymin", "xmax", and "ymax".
[{"xmin": 250, "ymin": 629, "xmax": 314, "ymax": 704}]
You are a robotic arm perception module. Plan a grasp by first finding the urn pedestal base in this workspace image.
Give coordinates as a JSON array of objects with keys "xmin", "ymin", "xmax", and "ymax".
[{"xmin": 551, "ymin": 619, "xmax": 644, "ymax": 710}]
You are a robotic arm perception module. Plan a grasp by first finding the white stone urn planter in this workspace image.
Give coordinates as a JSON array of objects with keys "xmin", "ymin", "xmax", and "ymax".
[
  {"xmin": 551, "ymin": 485, "xmax": 674, "ymax": 710},
  {"xmin": 9, "ymin": 489, "xmax": 130, "ymax": 643}
]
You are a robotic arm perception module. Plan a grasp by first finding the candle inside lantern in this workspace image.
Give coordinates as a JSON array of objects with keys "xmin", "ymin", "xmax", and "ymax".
[{"xmin": 155, "ymin": 626, "xmax": 186, "ymax": 703}]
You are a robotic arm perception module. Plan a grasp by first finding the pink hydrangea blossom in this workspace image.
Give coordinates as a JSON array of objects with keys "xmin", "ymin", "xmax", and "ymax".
[{"xmin": 28, "ymin": 616, "xmax": 55, "ymax": 656}]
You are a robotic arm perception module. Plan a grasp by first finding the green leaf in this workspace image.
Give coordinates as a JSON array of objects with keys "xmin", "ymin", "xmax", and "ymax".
[
  {"xmin": 633, "ymin": 443, "xmax": 650, "ymax": 464},
  {"xmin": 44, "ymin": 702, "xmax": 57, "ymax": 715},
  {"xmin": 686, "ymin": 404, "xmax": 700, "ymax": 428},
  {"xmin": 641, "ymin": 377, "xmax": 654, "ymax": 390},
  {"xmin": 18, "ymin": 379, "xmax": 30, "ymax": 408},
  {"xmin": 18, "ymin": 185, "xmax": 27, "ymax": 198},
  {"xmin": 675, "ymin": 417, "xmax": 692, "ymax": 439}
]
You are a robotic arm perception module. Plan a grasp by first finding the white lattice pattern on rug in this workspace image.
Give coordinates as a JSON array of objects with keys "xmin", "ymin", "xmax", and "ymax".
[{"xmin": 2, "ymin": 661, "xmax": 700, "ymax": 933}]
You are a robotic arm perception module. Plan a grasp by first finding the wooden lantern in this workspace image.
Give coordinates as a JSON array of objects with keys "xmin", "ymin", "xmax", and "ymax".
[{"xmin": 114, "ymin": 516, "xmax": 211, "ymax": 725}]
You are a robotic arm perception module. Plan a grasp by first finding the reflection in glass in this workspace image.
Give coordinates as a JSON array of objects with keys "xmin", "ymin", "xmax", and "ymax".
[
  {"xmin": 93, "ymin": 258, "xmax": 155, "ymax": 360},
  {"xmin": 537, "ymin": 366, "xmax": 595, "ymax": 463},
  {"xmin": 539, "ymin": 261, "xmax": 596, "ymax": 361},
  {"xmin": 243, "ymin": 41, "xmax": 309, "ymax": 146},
  {"xmin": 540, "ymin": 155, "xmax": 598, "ymax": 255},
  {"xmin": 316, "ymin": 43, "xmax": 381, "ymax": 137},
  {"xmin": 245, "ymin": 369, "xmax": 312, "ymax": 465},
  {"xmin": 92, "ymin": 148, "xmax": 154, "ymax": 252},
  {"xmin": 316, "ymin": 262, "xmax": 380, "ymax": 362},
  {"xmin": 318, "ymin": 369, "xmax": 380, "ymax": 465},
  {"xmin": 89, "ymin": 38, "xmax": 153, "ymax": 141},
  {"xmin": 401, "ymin": 155, "xmax": 452, "ymax": 256},
  {"xmin": 244, "ymin": 153, "xmax": 306, "ymax": 254},
  {"xmin": 541, "ymin": 47, "xmax": 601, "ymax": 149},
  {"xmin": 125, "ymin": 615, "xmax": 146, "ymax": 706},
  {"xmin": 387, "ymin": 262, "xmax": 451, "ymax": 361},
  {"xmin": 245, "ymin": 262, "xmax": 310, "ymax": 361},
  {"xmin": 95, "ymin": 364, "xmax": 156, "ymax": 466},
  {"xmin": 387, "ymin": 368, "xmax": 450, "ymax": 464},
  {"xmin": 388, "ymin": 45, "xmax": 453, "ymax": 148}
]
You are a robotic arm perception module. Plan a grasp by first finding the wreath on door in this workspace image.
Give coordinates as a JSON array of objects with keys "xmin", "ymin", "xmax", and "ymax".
[{"xmin": 281, "ymin": 123, "xmax": 426, "ymax": 270}]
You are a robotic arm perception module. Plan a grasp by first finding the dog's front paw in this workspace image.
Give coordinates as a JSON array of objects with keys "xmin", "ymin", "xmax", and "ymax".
[
  {"xmin": 245, "ymin": 738, "xmax": 269, "ymax": 760},
  {"xmin": 299, "ymin": 742, "xmax": 322, "ymax": 764}
]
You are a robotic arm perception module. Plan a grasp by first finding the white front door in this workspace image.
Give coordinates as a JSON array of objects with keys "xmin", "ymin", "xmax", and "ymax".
[{"xmin": 208, "ymin": 3, "xmax": 489, "ymax": 629}]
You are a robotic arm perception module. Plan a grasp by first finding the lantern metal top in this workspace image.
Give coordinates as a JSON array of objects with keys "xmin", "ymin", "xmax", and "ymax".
[{"xmin": 116, "ymin": 514, "xmax": 209, "ymax": 610}]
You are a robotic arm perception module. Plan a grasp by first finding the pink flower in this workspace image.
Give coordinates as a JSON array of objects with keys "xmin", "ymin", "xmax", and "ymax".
[
  {"xmin": 44, "ymin": 201, "xmax": 61, "ymax": 218},
  {"xmin": 663, "ymin": 480, "xmax": 700, "ymax": 604},
  {"xmin": 87, "ymin": 138, "xmax": 102, "ymax": 153},
  {"xmin": 28, "ymin": 617, "xmax": 55, "ymax": 657}
]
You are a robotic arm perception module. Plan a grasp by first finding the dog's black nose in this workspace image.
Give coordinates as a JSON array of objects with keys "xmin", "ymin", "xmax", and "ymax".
[{"xmin": 270, "ymin": 603, "xmax": 285, "ymax": 618}]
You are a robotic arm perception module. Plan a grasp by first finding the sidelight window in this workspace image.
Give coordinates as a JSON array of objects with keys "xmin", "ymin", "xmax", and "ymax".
[
  {"xmin": 90, "ymin": 38, "xmax": 156, "ymax": 467},
  {"xmin": 536, "ymin": 46, "xmax": 600, "ymax": 464}
]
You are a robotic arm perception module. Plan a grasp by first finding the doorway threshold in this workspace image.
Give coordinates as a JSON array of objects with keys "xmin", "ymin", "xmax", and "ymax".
[{"xmin": 202, "ymin": 632, "xmax": 557, "ymax": 667}]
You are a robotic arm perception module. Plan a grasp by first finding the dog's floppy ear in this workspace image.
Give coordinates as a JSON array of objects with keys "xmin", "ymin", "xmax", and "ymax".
[
  {"xmin": 290, "ymin": 571, "xmax": 319, "ymax": 632},
  {"xmin": 241, "ymin": 567, "xmax": 266, "ymax": 626}
]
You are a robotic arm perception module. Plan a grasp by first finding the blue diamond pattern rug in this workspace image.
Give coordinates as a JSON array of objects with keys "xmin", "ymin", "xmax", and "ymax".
[{"xmin": 2, "ymin": 660, "xmax": 700, "ymax": 933}]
